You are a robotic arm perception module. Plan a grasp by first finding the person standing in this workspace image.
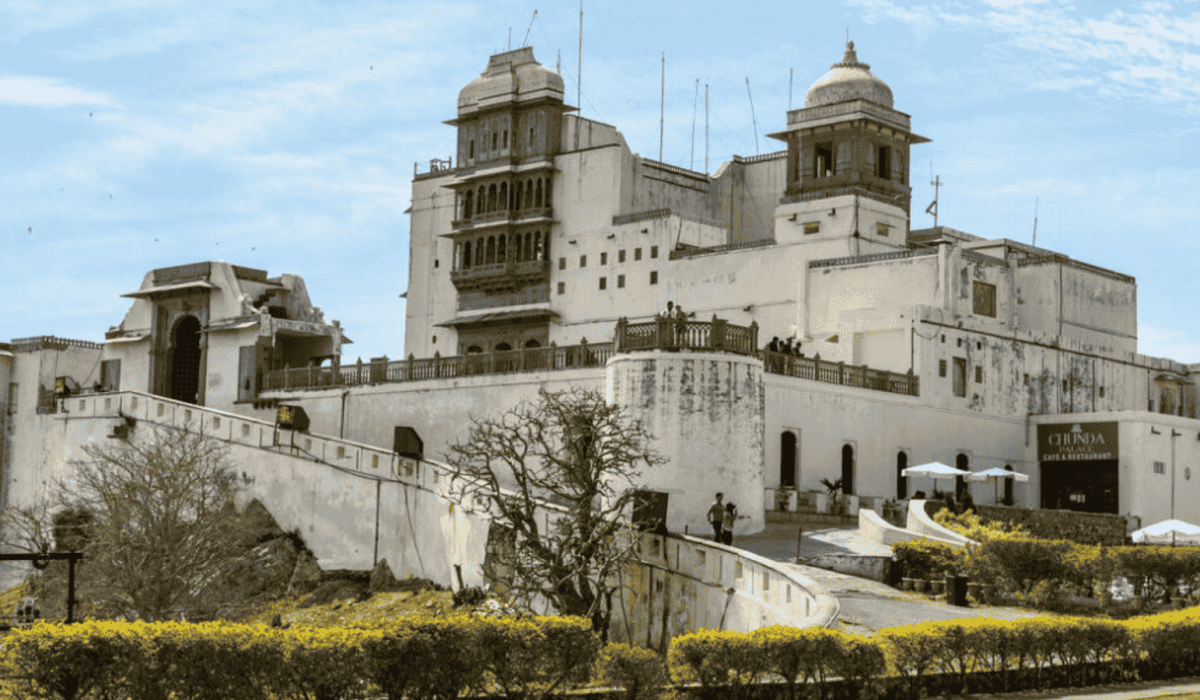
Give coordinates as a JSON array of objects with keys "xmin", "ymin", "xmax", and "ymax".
[
  {"xmin": 722, "ymin": 502, "xmax": 746, "ymax": 546},
  {"xmin": 707, "ymin": 493, "xmax": 725, "ymax": 542}
]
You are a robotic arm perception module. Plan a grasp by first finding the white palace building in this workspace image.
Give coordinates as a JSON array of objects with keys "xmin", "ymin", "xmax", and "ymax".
[{"xmin": 4, "ymin": 42, "xmax": 1200, "ymax": 539}]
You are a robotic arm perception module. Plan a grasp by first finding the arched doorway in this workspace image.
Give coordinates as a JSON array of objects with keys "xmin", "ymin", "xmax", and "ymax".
[
  {"xmin": 170, "ymin": 316, "xmax": 202, "ymax": 404},
  {"xmin": 780, "ymin": 431, "xmax": 797, "ymax": 488},
  {"xmin": 1003, "ymin": 464, "xmax": 1014, "ymax": 505},
  {"xmin": 897, "ymin": 452, "xmax": 908, "ymax": 499},
  {"xmin": 841, "ymin": 444, "xmax": 855, "ymax": 495},
  {"xmin": 955, "ymin": 453, "xmax": 969, "ymax": 498}
]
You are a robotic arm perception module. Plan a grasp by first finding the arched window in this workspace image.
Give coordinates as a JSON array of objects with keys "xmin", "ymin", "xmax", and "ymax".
[
  {"xmin": 544, "ymin": 177, "xmax": 552, "ymax": 207},
  {"xmin": 1003, "ymin": 464, "xmax": 1014, "ymax": 505},
  {"xmin": 525, "ymin": 179, "xmax": 534, "ymax": 208},
  {"xmin": 955, "ymin": 453, "xmax": 969, "ymax": 498},
  {"xmin": 514, "ymin": 234, "xmax": 523, "ymax": 262},
  {"xmin": 485, "ymin": 236, "xmax": 496, "ymax": 264},
  {"xmin": 515, "ymin": 182, "xmax": 523, "ymax": 211},
  {"xmin": 497, "ymin": 234, "xmax": 506, "ymax": 263},
  {"xmin": 542, "ymin": 235, "xmax": 550, "ymax": 260},
  {"xmin": 170, "ymin": 316, "xmax": 203, "ymax": 404},
  {"xmin": 475, "ymin": 237, "xmax": 484, "ymax": 266},
  {"xmin": 478, "ymin": 186, "xmax": 485, "ymax": 214},
  {"xmin": 463, "ymin": 190, "xmax": 473, "ymax": 218},
  {"xmin": 466, "ymin": 345, "xmax": 483, "ymax": 355},
  {"xmin": 523, "ymin": 232, "xmax": 532, "ymax": 261},
  {"xmin": 535, "ymin": 178, "xmax": 543, "ymax": 207},
  {"xmin": 533, "ymin": 231, "xmax": 542, "ymax": 261},
  {"xmin": 462, "ymin": 241, "xmax": 472, "ymax": 269},
  {"xmin": 499, "ymin": 182, "xmax": 508, "ymax": 210},
  {"xmin": 524, "ymin": 339, "xmax": 541, "ymax": 348},
  {"xmin": 780, "ymin": 431, "xmax": 797, "ymax": 487},
  {"xmin": 841, "ymin": 445, "xmax": 855, "ymax": 495},
  {"xmin": 495, "ymin": 343, "xmax": 512, "ymax": 352},
  {"xmin": 897, "ymin": 452, "xmax": 908, "ymax": 499},
  {"xmin": 487, "ymin": 184, "xmax": 497, "ymax": 213}
]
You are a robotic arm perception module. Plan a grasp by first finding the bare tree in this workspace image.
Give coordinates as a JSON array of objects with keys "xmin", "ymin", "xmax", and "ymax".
[
  {"xmin": 448, "ymin": 388, "xmax": 664, "ymax": 639},
  {"xmin": 58, "ymin": 422, "xmax": 243, "ymax": 621}
]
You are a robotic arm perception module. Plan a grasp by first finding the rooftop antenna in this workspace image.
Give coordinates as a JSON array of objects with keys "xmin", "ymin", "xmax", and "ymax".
[
  {"xmin": 705, "ymin": 83, "xmax": 709, "ymax": 173},
  {"xmin": 659, "ymin": 52, "xmax": 665, "ymax": 162},
  {"xmin": 508, "ymin": 28, "xmax": 512, "ymax": 50},
  {"xmin": 577, "ymin": 0, "xmax": 583, "ymax": 111},
  {"xmin": 522, "ymin": 10, "xmax": 537, "ymax": 47},
  {"xmin": 556, "ymin": 50, "xmax": 561, "ymax": 74},
  {"xmin": 788, "ymin": 68, "xmax": 794, "ymax": 111},
  {"xmin": 690, "ymin": 79, "xmax": 699, "ymax": 170},
  {"xmin": 745, "ymin": 77, "xmax": 760, "ymax": 155},
  {"xmin": 926, "ymin": 174, "xmax": 942, "ymax": 229},
  {"xmin": 1032, "ymin": 197, "xmax": 1039, "ymax": 247}
]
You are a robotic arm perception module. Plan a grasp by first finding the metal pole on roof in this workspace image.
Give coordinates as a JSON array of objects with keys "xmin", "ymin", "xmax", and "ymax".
[{"xmin": 659, "ymin": 53, "xmax": 665, "ymax": 162}]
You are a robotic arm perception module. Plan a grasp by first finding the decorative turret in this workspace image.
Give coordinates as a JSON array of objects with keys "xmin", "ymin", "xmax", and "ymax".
[{"xmin": 769, "ymin": 42, "xmax": 930, "ymax": 247}]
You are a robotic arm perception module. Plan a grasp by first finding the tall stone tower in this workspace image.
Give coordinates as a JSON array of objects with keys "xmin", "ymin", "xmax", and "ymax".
[
  {"xmin": 770, "ymin": 42, "xmax": 930, "ymax": 249},
  {"xmin": 443, "ymin": 48, "xmax": 571, "ymax": 353}
]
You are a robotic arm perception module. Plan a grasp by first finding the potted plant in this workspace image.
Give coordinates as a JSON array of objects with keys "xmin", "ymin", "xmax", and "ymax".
[{"xmin": 819, "ymin": 478, "xmax": 844, "ymax": 515}]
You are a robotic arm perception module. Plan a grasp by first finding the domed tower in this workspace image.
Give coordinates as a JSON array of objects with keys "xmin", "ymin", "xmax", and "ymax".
[
  {"xmin": 443, "ymin": 48, "xmax": 572, "ymax": 352},
  {"xmin": 770, "ymin": 42, "xmax": 930, "ymax": 247}
]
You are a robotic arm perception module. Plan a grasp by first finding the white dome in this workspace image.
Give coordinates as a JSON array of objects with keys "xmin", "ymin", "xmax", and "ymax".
[
  {"xmin": 457, "ymin": 47, "xmax": 564, "ymax": 114},
  {"xmin": 805, "ymin": 41, "xmax": 893, "ymax": 109}
]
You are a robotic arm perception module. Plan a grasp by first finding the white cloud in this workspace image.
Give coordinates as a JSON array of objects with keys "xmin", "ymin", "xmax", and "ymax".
[{"xmin": 0, "ymin": 76, "xmax": 115, "ymax": 107}]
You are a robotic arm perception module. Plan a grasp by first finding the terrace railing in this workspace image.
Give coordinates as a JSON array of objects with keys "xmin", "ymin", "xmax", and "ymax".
[
  {"xmin": 614, "ymin": 316, "xmax": 759, "ymax": 357},
  {"xmin": 760, "ymin": 350, "xmax": 919, "ymax": 397},
  {"xmin": 264, "ymin": 342, "xmax": 614, "ymax": 391}
]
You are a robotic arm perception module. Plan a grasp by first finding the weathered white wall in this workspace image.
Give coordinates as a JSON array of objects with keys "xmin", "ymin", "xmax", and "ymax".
[
  {"xmin": 606, "ymin": 352, "xmax": 765, "ymax": 535},
  {"xmin": 259, "ymin": 367, "xmax": 605, "ymax": 462}
]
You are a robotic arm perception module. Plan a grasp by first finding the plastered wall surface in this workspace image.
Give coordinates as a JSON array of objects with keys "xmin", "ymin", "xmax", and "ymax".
[{"xmin": 606, "ymin": 352, "xmax": 765, "ymax": 535}]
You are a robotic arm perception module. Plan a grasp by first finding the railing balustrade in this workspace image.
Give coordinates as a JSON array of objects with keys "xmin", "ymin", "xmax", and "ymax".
[{"xmin": 262, "ymin": 318, "xmax": 917, "ymax": 397}]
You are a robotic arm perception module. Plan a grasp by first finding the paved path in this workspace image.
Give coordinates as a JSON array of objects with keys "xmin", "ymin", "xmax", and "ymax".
[{"xmin": 733, "ymin": 521, "xmax": 1042, "ymax": 635}]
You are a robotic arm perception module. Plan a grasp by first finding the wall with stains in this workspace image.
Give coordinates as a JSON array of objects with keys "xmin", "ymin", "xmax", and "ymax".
[{"xmin": 607, "ymin": 351, "xmax": 765, "ymax": 535}]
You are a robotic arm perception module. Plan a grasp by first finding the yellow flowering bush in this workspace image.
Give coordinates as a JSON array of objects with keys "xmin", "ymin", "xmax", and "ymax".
[{"xmin": 594, "ymin": 643, "xmax": 667, "ymax": 700}]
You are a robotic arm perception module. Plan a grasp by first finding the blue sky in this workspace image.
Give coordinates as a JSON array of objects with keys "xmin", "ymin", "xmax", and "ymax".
[{"xmin": 3, "ymin": 0, "xmax": 1199, "ymax": 363}]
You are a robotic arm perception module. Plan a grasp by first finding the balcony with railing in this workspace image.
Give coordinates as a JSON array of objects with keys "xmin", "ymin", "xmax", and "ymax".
[
  {"xmin": 761, "ymin": 351, "xmax": 919, "ymax": 397},
  {"xmin": 262, "ymin": 318, "xmax": 918, "ymax": 397},
  {"xmin": 614, "ymin": 316, "xmax": 760, "ymax": 357},
  {"xmin": 264, "ymin": 342, "xmax": 613, "ymax": 391}
]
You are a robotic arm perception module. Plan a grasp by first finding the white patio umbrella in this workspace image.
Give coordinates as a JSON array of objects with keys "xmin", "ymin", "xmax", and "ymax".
[
  {"xmin": 901, "ymin": 462, "xmax": 971, "ymax": 497},
  {"xmin": 1131, "ymin": 519, "xmax": 1200, "ymax": 547},
  {"xmin": 966, "ymin": 467, "xmax": 1030, "ymax": 503}
]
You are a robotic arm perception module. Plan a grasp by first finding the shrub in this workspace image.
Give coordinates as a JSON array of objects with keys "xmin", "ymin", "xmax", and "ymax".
[
  {"xmin": 5, "ymin": 621, "xmax": 133, "ymax": 700},
  {"xmin": 594, "ymin": 644, "xmax": 667, "ymax": 700},
  {"xmin": 281, "ymin": 626, "xmax": 373, "ymax": 700},
  {"xmin": 934, "ymin": 509, "xmax": 1029, "ymax": 543},
  {"xmin": 893, "ymin": 539, "xmax": 960, "ymax": 580},
  {"xmin": 668, "ymin": 629, "xmax": 763, "ymax": 697},
  {"xmin": 751, "ymin": 625, "xmax": 843, "ymax": 700}
]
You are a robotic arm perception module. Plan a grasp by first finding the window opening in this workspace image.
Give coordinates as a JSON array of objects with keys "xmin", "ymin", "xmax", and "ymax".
[
  {"xmin": 599, "ymin": 277, "xmax": 607, "ymax": 290},
  {"xmin": 877, "ymin": 146, "xmax": 891, "ymax": 179},
  {"xmin": 619, "ymin": 249, "xmax": 626, "ymax": 263},
  {"xmin": 973, "ymin": 281, "xmax": 997, "ymax": 317},
  {"xmin": 975, "ymin": 366, "xmax": 983, "ymax": 383},
  {"xmin": 635, "ymin": 247, "xmax": 642, "ymax": 260},
  {"xmin": 650, "ymin": 271, "xmax": 658, "ymax": 284},
  {"xmin": 617, "ymin": 274, "xmax": 625, "ymax": 288},
  {"xmin": 600, "ymin": 252, "xmax": 607, "ymax": 265},
  {"xmin": 558, "ymin": 257, "xmax": 566, "ymax": 270},
  {"xmin": 953, "ymin": 358, "xmax": 967, "ymax": 397},
  {"xmin": 651, "ymin": 246, "xmax": 659, "ymax": 258},
  {"xmin": 580, "ymin": 255, "xmax": 587, "ymax": 268},
  {"xmin": 815, "ymin": 143, "xmax": 834, "ymax": 177},
  {"xmin": 557, "ymin": 282, "xmax": 565, "ymax": 295}
]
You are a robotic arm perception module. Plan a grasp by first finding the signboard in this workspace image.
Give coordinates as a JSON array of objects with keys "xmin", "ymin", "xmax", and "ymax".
[{"xmin": 1038, "ymin": 422, "xmax": 1118, "ymax": 461}]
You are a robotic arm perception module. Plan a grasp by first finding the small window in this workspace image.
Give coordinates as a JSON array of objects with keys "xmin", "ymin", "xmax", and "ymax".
[
  {"xmin": 876, "ymin": 222, "xmax": 890, "ymax": 237},
  {"xmin": 469, "ymin": 140, "xmax": 475, "ymax": 158},
  {"xmin": 558, "ymin": 257, "xmax": 566, "ymax": 270},
  {"xmin": 617, "ymin": 274, "xmax": 625, "ymax": 288},
  {"xmin": 953, "ymin": 358, "xmax": 967, "ymax": 397},
  {"xmin": 975, "ymin": 366, "xmax": 983, "ymax": 383},
  {"xmin": 599, "ymin": 277, "xmax": 607, "ymax": 290},
  {"xmin": 941, "ymin": 335, "xmax": 945, "ymax": 343},
  {"xmin": 957, "ymin": 338, "xmax": 963, "ymax": 347},
  {"xmin": 502, "ymin": 130, "xmax": 508, "ymax": 148},
  {"xmin": 815, "ymin": 142, "xmax": 834, "ymax": 177},
  {"xmin": 338, "ymin": 446, "xmax": 346, "ymax": 459},
  {"xmin": 1063, "ymin": 379, "xmax": 1069, "ymax": 392},
  {"xmin": 635, "ymin": 247, "xmax": 643, "ymax": 260},
  {"xmin": 651, "ymin": 245, "xmax": 659, "ymax": 259},
  {"xmin": 619, "ymin": 249, "xmax": 626, "ymax": 263},
  {"xmin": 242, "ymin": 423, "xmax": 251, "ymax": 437},
  {"xmin": 977, "ymin": 341, "xmax": 982, "ymax": 350},
  {"xmin": 580, "ymin": 255, "xmax": 587, "ymax": 268},
  {"xmin": 939, "ymin": 359, "xmax": 947, "ymax": 377},
  {"xmin": 973, "ymin": 281, "xmax": 997, "ymax": 317},
  {"xmin": 373, "ymin": 454, "xmax": 379, "ymax": 468},
  {"xmin": 1099, "ymin": 386, "xmax": 1106, "ymax": 398},
  {"xmin": 492, "ymin": 133, "xmax": 498, "ymax": 149},
  {"xmin": 803, "ymin": 222, "xmax": 820, "ymax": 235},
  {"xmin": 877, "ymin": 146, "xmax": 891, "ymax": 179},
  {"xmin": 557, "ymin": 282, "xmax": 565, "ymax": 295},
  {"xmin": 1154, "ymin": 461, "xmax": 1167, "ymax": 474},
  {"xmin": 600, "ymin": 252, "xmax": 607, "ymax": 265},
  {"xmin": 650, "ymin": 271, "xmax": 658, "ymax": 285},
  {"xmin": 433, "ymin": 259, "xmax": 438, "ymax": 268}
]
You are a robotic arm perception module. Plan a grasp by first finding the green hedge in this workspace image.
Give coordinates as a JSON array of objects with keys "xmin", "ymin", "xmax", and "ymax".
[
  {"xmin": 11, "ymin": 607, "xmax": 1200, "ymax": 700},
  {"xmin": 4, "ymin": 616, "xmax": 598, "ymax": 700},
  {"xmin": 892, "ymin": 539, "xmax": 960, "ymax": 580}
]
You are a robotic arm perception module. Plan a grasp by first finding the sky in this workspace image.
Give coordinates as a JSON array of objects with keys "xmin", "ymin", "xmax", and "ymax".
[{"xmin": 3, "ymin": 0, "xmax": 1200, "ymax": 363}]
